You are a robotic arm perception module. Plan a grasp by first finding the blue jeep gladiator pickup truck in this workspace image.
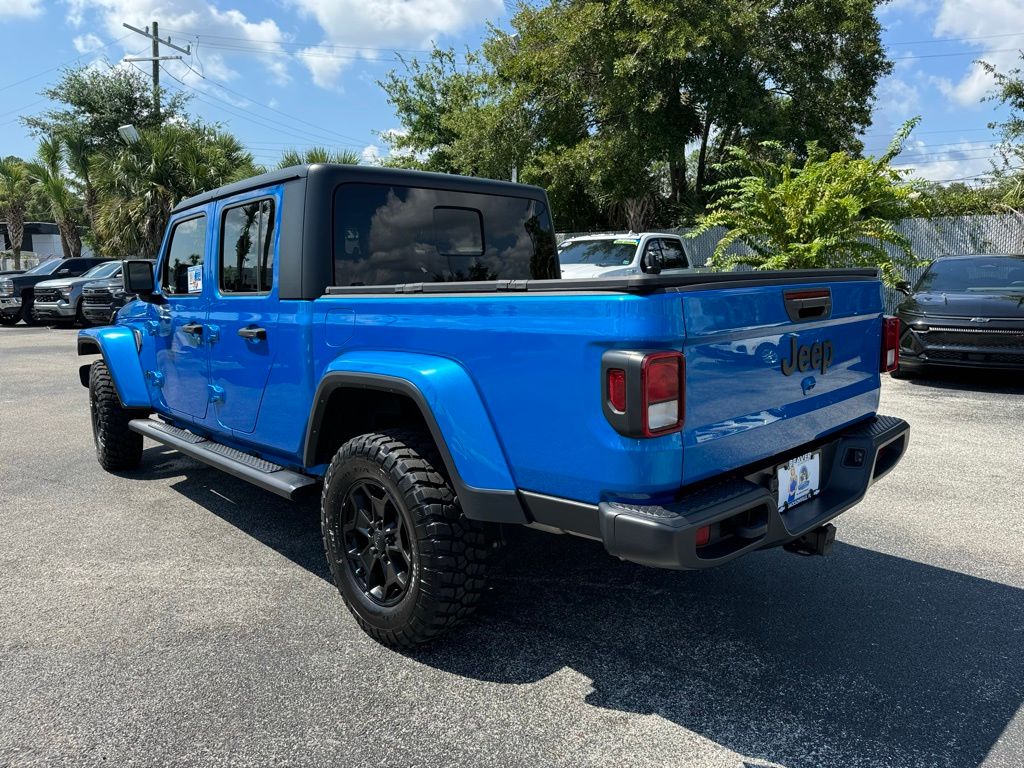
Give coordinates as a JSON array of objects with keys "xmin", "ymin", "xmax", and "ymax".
[{"xmin": 78, "ymin": 164, "xmax": 908, "ymax": 648}]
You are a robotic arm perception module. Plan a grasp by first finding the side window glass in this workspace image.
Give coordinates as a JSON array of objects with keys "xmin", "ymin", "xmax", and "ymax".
[
  {"xmin": 220, "ymin": 198, "xmax": 275, "ymax": 294},
  {"xmin": 660, "ymin": 239, "xmax": 688, "ymax": 269},
  {"xmin": 162, "ymin": 216, "xmax": 208, "ymax": 296}
]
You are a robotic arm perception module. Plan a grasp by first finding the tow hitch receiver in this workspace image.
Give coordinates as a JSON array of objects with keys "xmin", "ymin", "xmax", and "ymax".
[{"xmin": 783, "ymin": 523, "xmax": 836, "ymax": 557}]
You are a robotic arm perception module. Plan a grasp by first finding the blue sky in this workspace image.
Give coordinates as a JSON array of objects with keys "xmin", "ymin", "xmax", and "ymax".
[{"xmin": 0, "ymin": 0, "xmax": 1020, "ymax": 184}]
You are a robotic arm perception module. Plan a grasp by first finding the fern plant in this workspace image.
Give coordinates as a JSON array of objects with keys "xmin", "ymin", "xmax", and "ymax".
[{"xmin": 690, "ymin": 119, "xmax": 926, "ymax": 285}]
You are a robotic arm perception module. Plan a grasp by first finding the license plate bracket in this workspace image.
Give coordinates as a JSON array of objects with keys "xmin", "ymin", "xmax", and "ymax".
[{"xmin": 777, "ymin": 451, "xmax": 821, "ymax": 511}]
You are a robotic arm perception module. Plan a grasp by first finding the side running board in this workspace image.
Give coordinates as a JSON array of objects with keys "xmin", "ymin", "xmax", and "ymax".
[{"xmin": 129, "ymin": 418, "xmax": 318, "ymax": 500}]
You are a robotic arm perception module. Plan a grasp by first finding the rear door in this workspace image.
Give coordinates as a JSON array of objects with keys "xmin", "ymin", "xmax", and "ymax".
[
  {"xmin": 206, "ymin": 190, "xmax": 281, "ymax": 434},
  {"xmin": 679, "ymin": 278, "xmax": 883, "ymax": 485},
  {"xmin": 153, "ymin": 212, "xmax": 212, "ymax": 421}
]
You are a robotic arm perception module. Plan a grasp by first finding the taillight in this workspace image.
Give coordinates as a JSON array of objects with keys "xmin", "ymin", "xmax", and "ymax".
[
  {"xmin": 607, "ymin": 369, "xmax": 626, "ymax": 412},
  {"xmin": 601, "ymin": 350, "xmax": 685, "ymax": 437},
  {"xmin": 642, "ymin": 352, "xmax": 683, "ymax": 436},
  {"xmin": 881, "ymin": 316, "xmax": 900, "ymax": 373}
]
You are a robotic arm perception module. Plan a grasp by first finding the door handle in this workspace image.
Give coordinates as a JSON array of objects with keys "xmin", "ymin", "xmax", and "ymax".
[
  {"xmin": 181, "ymin": 322, "xmax": 204, "ymax": 336},
  {"xmin": 237, "ymin": 326, "xmax": 267, "ymax": 341}
]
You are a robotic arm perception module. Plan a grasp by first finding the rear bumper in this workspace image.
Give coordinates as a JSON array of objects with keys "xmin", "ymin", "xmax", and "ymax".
[{"xmin": 523, "ymin": 415, "xmax": 909, "ymax": 570}]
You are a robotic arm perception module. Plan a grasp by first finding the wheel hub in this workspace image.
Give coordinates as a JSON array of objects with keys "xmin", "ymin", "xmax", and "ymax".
[{"xmin": 339, "ymin": 479, "xmax": 412, "ymax": 606}]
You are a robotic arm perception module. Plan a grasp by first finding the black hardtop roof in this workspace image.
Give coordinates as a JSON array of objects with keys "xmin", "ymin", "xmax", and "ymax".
[{"xmin": 172, "ymin": 163, "xmax": 547, "ymax": 214}]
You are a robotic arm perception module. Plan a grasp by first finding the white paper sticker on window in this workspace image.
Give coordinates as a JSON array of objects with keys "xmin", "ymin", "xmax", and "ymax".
[{"xmin": 187, "ymin": 264, "xmax": 203, "ymax": 294}]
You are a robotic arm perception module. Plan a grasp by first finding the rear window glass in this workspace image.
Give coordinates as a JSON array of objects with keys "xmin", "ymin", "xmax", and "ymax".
[{"xmin": 333, "ymin": 183, "xmax": 559, "ymax": 286}]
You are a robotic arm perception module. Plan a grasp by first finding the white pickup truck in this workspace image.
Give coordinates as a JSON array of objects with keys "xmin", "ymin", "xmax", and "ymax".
[{"xmin": 557, "ymin": 232, "xmax": 692, "ymax": 279}]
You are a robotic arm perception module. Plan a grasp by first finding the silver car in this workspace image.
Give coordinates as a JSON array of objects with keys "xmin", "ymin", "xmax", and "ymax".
[{"xmin": 32, "ymin": 261, "xmax": 123, "ymax": 325}]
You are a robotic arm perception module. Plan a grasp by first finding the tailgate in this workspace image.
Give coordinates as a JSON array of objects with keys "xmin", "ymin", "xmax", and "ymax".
[{"xmin": 680, "ymin": 278, "xmax": 883, "ymax": 485}]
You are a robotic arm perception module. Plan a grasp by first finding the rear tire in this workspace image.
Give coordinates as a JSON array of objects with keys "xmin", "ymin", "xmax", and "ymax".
[
  {"xmin": 89, "ymin": 359, "xmax": 144, "ymax": 471},
  {"xmin": 321, "ymin": 429, "xmax": 493, "ymax": 649}
]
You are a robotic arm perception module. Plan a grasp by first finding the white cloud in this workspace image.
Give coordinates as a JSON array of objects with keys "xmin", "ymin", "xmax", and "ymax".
[
  {"xmin": 894, "ymin": 138, "xmax": 998, "ymax": 183},
  {"xmin": 296, "ymin": 47, "xmax": 348, "ymax": 90},
  {"xmin": 289, "ymin": 0, "xmax": 503, "ymax": 89},
  {"xmin": 876, "ymin": 77, "xmax": 922, "ymax": 120},
  {"xmin": 932, "ymin": 0, "xmax": 1024, "ymax": 106},
  {"xmin": 72, "ymin": 32, "xmax": 104, "ymax": 53},
  {"xmin": 360, "ymin": 144, "xmax": 382, "ymax": 164},
  {"xmin": 66, "ymin": 1, "xmax": 291, "ymax": 88},
  {"xmin": 0, "ymin": 0, "xmax": 42, "ymax": 18}
]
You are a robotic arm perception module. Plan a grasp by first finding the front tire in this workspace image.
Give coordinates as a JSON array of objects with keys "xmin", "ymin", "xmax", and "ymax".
[
  {"xmin": 321, "ymin": 430, "xmax": 492, "ymax": 649},
  {"xmin": 89, "ymin": 359, "xmax": 143, "ymax": 471},
  {"xmin": 20, "ymin": 295, "xmax": 39, "ymax": 326},
  {"xmin": 75, "ymin": 299, "xmax": 91, "ymax": 328}
]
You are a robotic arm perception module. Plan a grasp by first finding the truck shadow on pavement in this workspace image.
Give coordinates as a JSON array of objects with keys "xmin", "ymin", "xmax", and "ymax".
[
  {"xmin": 899, "ymin": 368, "xmax": 1024, "ymax": 394},
  {"xmin": 145, "ymin": 449, "xmax": 1022, "ymax": 768}
]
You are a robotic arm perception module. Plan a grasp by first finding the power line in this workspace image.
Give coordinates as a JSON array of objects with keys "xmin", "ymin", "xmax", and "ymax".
[
  {"xmin": 157, "ymin": 64, "xmax": 369, "ymax": 149},
  {"xmin": 889, "ymin": 30, "xmax": 1024, "ymax": 46},
  {"xmin": 176, "ymin": 60, "xmax": 369, "ymax": 146},
  {"xmin": 0, "ymin": 33, "xmax": 131, "ymax": 93},
  {"xmin": 890, "ymin": 46, "xmax": 1024, "ymax": 61}
]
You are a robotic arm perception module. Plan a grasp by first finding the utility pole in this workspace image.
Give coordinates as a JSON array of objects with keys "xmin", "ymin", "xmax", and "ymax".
[{"xmin": 122, "ymin": 21, "xmax": 191, "ymax": 119}]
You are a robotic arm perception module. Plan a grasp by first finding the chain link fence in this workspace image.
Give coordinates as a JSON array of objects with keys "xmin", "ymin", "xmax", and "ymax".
[{"xmin": 558, "ymin": 213, "xmax": 1024, "ymax": 313}]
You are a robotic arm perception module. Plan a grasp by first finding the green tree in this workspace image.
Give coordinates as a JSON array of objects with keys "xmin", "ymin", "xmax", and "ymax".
[
  {"xmin": 28, "ymin": 136, "xmax": 84, "ymax": 259},
  {"xmin": 916, "ymin": 182, "xmax": 1008, "ymax": 217},
  {"xmin": 23, "ymin": 65, "xmax": 190, "ymax": 234},
  {"xmin": 980, "ymin": 58, "xmax": 1024, "ymax": 208},
  {"xmin": 0, "ymin": 157, "xmax": 32, "ymax": 269},
  {"xmin": 276, "ymin": 146, "xmax": 360, "ymax": 169},
  {"xmin": 380, "ymin": 0, "xmax": 891, "ymax": 229},
  {"xmin": 690, "ymin": 120, "xmax": 925, "ymax": 285},
  {"xmin": 91, "ymin": 124, "xmax": 257, "ymax": 258}
]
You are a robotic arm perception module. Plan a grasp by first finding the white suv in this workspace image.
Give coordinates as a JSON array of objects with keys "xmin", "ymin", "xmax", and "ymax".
[{"xmin": 557, "ymin": 233, "xmax": 692, "ymax": 279}]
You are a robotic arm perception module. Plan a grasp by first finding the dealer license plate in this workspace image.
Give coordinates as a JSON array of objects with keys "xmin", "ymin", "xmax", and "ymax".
[{"xmin": 776, "ymin": 452, "xmax": 821, "ymax": 511}]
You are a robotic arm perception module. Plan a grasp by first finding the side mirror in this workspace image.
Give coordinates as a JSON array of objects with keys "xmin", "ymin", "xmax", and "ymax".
[
  {"xmin": 895, "ymin": 280, "xmax": 912, "ymax": 296},
  {"xmin": 123, "ymin": 259, "xmax": 161, "ymax": 303},
  {"xmin": 643, "ymin": 249, "xmax": 663, "ymax": 275},
  {"xmin": 57, "ymin": 268, "xmax": 70, "ymax": 275}
]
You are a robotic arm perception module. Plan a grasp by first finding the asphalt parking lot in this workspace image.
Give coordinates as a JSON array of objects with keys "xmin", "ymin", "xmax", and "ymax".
[{"xmin": 1, "ymin": 325, "xmax": 1022, "ymax": 768}]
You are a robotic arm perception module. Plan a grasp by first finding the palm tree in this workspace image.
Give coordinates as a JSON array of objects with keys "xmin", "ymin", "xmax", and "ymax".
[
  {"xmin": 29, "ymin": 136, "xmax": 83, "ymax": 259},
  {"xmin": 277, "ymin": 146, "xmax": 360, "ymax": 169},
  {"xmin": 63, "ymin": 132, "xmax": 99, "ymax": 232},
  {"xmin": 0, "ymin": 157, "xmax": 32, "ymax": 270},
  {"xmin": 92, "ymin": 124, "xmax": 258, "ymax": 258}
]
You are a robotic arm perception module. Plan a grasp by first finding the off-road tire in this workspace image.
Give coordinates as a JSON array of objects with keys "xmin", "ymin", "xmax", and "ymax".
[
  {"xmin": 321, "ymin": 429, "xmax": 492, "ymax": 649},
  {"xmin": 0, "ymin": 311, "xmax": 19, "ymax": 326},
  {"xmin": 89, "ymin": 359, "xmax": 143, "ymax": 471}
]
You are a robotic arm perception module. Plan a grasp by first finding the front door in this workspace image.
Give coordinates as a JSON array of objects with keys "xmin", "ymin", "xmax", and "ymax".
[
  {"xmin": 206, "ymin": 191, "xmax": 280, "ymax": 434},
  {"xmin": 153, "ymin": 212, "xmax": 212, "ymax": 421}
]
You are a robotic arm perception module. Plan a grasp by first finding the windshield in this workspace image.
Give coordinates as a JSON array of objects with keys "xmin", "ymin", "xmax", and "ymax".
[
  {"xmin": 559, "ymin": 239, "xmax": 639, "ymax": 267},
  {"xmin": 24, "ymin": 258, "xmax": 63, "ymax": 276},
  {"xmin": 916, "ymin": 255, "xmax": 1024, "ymax": 293},
  {"xmin": 81, "ymin": 261, "xmax": 120, "ymax": 279}
]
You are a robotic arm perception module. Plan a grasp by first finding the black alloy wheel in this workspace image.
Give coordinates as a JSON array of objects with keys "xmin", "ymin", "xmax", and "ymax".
[{"xmin": 341, "ymin": 479, "xmax": 414, "ymax": 606}]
